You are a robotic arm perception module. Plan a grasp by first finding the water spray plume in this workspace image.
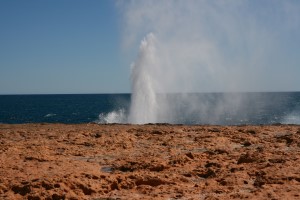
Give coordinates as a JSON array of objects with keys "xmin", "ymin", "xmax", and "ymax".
[{"xmin": 129, "ymin": 33, "xmax": 159, "ymax": 124}]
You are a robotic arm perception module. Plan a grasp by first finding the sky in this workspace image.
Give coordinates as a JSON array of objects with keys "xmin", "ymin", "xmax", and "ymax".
[
  {"xmin": 0, "ymin": 0, "xmax": 127, "ymax": 94},
  {"xmin": 0, "ymin": 0, "xmax": 300, "ymax": 94}
]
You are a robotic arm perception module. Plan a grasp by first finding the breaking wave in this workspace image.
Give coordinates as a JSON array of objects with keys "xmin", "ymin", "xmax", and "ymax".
[{"xmin": 96, "ymin": 109, "xmax": 127, "ymax": 124}]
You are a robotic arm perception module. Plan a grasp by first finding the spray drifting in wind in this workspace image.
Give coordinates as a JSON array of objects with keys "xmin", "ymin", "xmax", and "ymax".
[
  {"xmin": 116, "ymin": 1, "xmax": 300, "ymax": 125},
  {"xmin": 98, "ymin": 1, "xmax": 300, "ymax": 124}
]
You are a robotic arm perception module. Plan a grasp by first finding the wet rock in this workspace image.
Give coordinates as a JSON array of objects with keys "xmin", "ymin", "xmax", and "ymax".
[{"xmin": 101, "ymin": 166, "xmax": 114, "ymax": 173}]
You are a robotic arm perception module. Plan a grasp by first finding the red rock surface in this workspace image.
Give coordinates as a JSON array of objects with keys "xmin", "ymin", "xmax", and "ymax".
[{"xmin": 1, "ymin": 123, "xmax": 300, "ymax": 199}]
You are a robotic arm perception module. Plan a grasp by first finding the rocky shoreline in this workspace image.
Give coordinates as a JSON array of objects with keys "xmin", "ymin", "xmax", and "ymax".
[{"xmin": 1, "ymin": 123, "xmax": 300, "ymax": 199}]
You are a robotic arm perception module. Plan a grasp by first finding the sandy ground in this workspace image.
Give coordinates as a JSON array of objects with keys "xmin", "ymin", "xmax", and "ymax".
[{"xmin": 1, "ymin": 123, "xmax": 300, "ymax": 200}]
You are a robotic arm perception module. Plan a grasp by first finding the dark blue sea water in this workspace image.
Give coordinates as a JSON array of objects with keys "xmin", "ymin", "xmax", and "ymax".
[
  {"xmin": 0, "ymin": 94, "xmax": 130, "ymax": 124},
  {"xmin": 0, "ymin": 92, "xmax": 299, "ymax": 125}
]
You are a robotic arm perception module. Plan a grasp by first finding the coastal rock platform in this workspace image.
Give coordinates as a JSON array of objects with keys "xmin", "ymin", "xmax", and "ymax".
[{"xmin": 1, "ymin": 123, "xmax": 300, "ymax": 199}]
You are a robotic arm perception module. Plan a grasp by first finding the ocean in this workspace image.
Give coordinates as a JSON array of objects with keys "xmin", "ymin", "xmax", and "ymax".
[{"xmin": 0, "ymin": 92, "xmax": 299, "ymax": 125}]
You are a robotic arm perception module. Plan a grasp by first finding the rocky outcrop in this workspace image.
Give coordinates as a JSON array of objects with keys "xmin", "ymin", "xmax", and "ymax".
[{"xmin": 1, "ymin": 123, "xmax": 300, "ymax": 199}]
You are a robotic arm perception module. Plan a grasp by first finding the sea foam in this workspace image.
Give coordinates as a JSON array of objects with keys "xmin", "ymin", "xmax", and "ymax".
[{"xmin": 97, "ymin": 109, "xmax": 126, "ymax": 124}]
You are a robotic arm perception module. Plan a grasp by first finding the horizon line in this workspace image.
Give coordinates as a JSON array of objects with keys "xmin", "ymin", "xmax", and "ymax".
[{"xmin": 1, "ymin": 90, "xmax": 300, "ymax": 96}]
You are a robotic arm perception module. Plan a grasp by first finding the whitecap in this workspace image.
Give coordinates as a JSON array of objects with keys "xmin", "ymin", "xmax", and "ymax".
[{"xmin": 44, "ymin": 113, "xmax": 57, "ymax": 118}]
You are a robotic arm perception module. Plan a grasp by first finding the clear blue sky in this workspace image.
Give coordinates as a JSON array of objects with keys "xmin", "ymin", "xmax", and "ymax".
[
  {"xmin": 0, "ymin": 0, "xmax": 128, "ymax": 94},
  {"xmin": 1, "ymin": 0, "xmax": 300, "ymax": 94}
]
